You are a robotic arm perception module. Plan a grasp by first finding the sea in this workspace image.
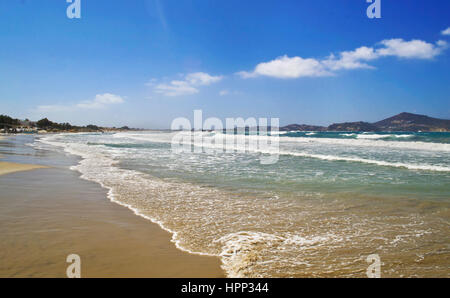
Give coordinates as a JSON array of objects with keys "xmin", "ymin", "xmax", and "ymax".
[{"xmin": 35, "ymin": 131, "xmax": 450, "ymax": 277}]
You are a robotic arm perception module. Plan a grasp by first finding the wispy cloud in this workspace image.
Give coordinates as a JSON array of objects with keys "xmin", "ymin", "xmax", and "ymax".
[
  {"xmin": 154, "ymin": 80, "xmax": 199, "ymax": 97},
  {"xmin": 219, "ymin": 89, "xmax": 242, "ymax": 96},
  {"xmin": 238, "ymin": 37, "xmax": 448, "ymax": 79},
  {"xmin": 76, "ymin": 93, "xmax": 124, "ymax": 109},
  {"xmin": 185, "ymin": 72, "xmax": 223, "ymax": 85},
  {"xmin": 441, "ymin": 27, "xmax": 450, "ymax": 36},
  {"xmin": 152, "ymin": 72, "xmax": 223, "ymax": 97},
  {"xmin": 219, "ymin": 90, "xmax": 230, "ymax": 96},
  {"xmin": 155, "ymin": 0, "xmax": 168, "ymax": 31},
  {"xmin": 36, "ymin": 105, "xmax": 72, "ymax": 113},
  {"xmin": 37, "ymin": 93, "xmax": 125, "ymax": 112}
]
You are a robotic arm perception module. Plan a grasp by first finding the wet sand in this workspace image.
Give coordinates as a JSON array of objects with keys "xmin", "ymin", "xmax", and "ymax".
[
  {"xmin": 0, "ymin": 163, "xmax": 224, "ymax": 277},
  {"xmin": 0, "ymin": 161, "xmax": 48, "ymax": 176}
]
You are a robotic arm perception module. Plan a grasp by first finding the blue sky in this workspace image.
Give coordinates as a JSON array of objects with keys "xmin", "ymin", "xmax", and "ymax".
[{"xmin": 0, "ymin": 0, "xmax": 449, "ymax": 128}]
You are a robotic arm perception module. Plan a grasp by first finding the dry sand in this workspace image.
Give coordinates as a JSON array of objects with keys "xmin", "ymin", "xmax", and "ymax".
[{"xmin": 0, "ymin": 167, "xmax": 224, "ymax": 277}]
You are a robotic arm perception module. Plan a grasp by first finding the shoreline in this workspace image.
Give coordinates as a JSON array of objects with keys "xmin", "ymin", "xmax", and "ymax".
[{"xmin": 0, "ymin": 136, "xmax": 225, "ymax": 277}]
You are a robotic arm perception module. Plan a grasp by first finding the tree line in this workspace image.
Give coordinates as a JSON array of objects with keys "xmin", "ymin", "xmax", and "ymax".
[{"xmin": 1, "ymin": 114, "xmax": 132, "ymax": 132}]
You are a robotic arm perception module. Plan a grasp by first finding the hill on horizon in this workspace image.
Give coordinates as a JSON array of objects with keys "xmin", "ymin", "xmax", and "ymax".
[{"xmin": 280, "ymin": 112, "xmax": 450, "ymax": 132}]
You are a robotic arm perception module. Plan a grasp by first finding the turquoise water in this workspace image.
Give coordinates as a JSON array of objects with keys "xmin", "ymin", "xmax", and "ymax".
[
  {"xmin": 37, "ymin": 131, "xmax": 450, "ymax": 277},
  {"xmin": 282, "ymin": 131, "xmax": 450, "ymax": 143},
  {"xmin": 85, "ymin": 131, "xmax": 450, "ymax": 200}
]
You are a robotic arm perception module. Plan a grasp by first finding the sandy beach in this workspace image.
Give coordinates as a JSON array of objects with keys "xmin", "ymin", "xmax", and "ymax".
[{"xmin": 0, "ymin": 136, "xmax": 224, "ymax": 278}]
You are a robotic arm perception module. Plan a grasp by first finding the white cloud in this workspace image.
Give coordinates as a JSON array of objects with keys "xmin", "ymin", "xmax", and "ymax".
[
  {"xmin": 437, "ymin": 40, "xmax": 448, "ymax": 47},
  {"xmin": 376, "ymin": 39, "xmax": 445, "ymax": 59},
  {"xmin": 323, "ymin": 46, "xmax": 378, "ymax": 71},
  {"xmin": 155, "ymin": 80, "xmax": 199, "ymax": 97},
  {"xmin": 76, "ymin": 93, "xmax": 124, "ymax": 109},
  {"xmin": 239, "ymin": 37, "xmax": 448, "ymax": 79},
  {"xmin": 442, "ymin": 27, "xmax": 450, "ymax": 36},
  {"xmin": 185, "ymin": 72, "xmax": 223, "ymax": 85},
  {"xmin": 238, "ymin": 55, "xmax": 331, "ymax": 79},
  {"xmin": 154, "ymin": 72, "xmax": 223, "ymax": 97},
  {"xmin": 37, "ymin": 93, "xmax": 124, "ymax": 112}
]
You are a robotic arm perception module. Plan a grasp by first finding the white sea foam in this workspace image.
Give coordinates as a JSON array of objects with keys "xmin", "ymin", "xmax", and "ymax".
[
  {"xmin": 113, "ymin": 132, "xmax": 450, "ymax": 172},
  {"xmin": 356, "ymin": 134, "xmax": 413, "ymax": 139},
  {"xmin": 282, "ymin": 135, "xmax": 449, "ymax": 152},
  {"xmin": 277, "ymin": 151, "xmax": 450, "ymax": 172},
  {"xmin": 118, "ymin": 131, "xmax": 450, "ymax": 153},
  {"xmin": 356, "ymin": 134, "xmax": 392, "ymax": 139},
  {"xmin": 215, "ymin": 231, "xmax": 336, "ymax": 277},
  {"xmin": 395, "ymin": 134, "xmax": 414, "ymax": 138}
]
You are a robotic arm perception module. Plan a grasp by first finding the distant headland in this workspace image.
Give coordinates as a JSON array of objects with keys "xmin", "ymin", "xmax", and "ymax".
[{"xmin": 281, "ymin": 113, "xmax": 450, "ymax": 132}]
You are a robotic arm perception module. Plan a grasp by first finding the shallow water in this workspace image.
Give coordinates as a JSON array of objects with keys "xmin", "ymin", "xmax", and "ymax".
[{"xmin": 36, "ymin": 131, "xmax": 450, "ymax": 277}]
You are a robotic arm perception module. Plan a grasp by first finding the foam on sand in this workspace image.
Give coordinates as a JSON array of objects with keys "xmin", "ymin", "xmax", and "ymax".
[{"xmin": 0, "ymin": 162, "xmax": 48, "ymax": 176}]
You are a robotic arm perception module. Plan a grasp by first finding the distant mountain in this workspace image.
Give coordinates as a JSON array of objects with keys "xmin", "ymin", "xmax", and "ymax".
[
  {"xmin": 374, "ymin": 112, "xmax": 450, "ymax": 132},
  {"xmin": 281, "ymin": 124, "xmax": 327, "ymax": 132},
  {"xmin": 328, "ymin": 121, "xmax": 380, "ymax": 132},
  {"xmin": 280, "ymin": 113, "xmax": 450, "ymax": 132}
]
